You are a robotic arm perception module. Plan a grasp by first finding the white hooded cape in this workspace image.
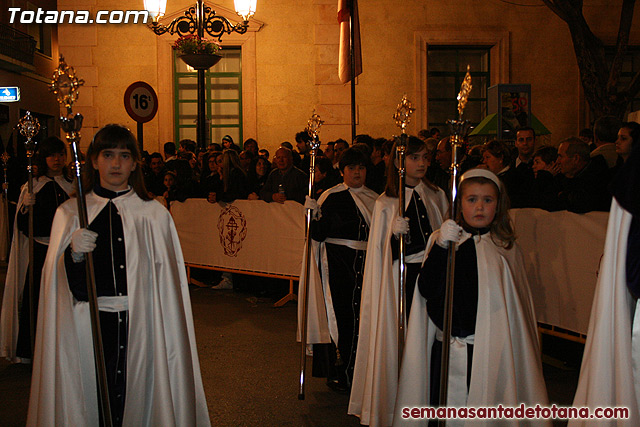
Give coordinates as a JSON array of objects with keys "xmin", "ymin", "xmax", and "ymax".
[
  {"xmin": 0, "ymin": 175, "xmax": 74, "ymax": 363},
  {"xmin": 569, "ymin": 199, "xmax": 639, "ymax": 426},
  {"xmin": 26, "ymin": 190, "xmax": 210, "ymax": 427},
  {"xmin": 393, "ymin": 230, "xmax": 549, "ymax": 427},
  {"xmin": 348, "ymin": 182, "xmax": 448, "ymax": 427},
  {"xmin": 297, "ymin": 183, "xmax": 378, "ymax": 345}
]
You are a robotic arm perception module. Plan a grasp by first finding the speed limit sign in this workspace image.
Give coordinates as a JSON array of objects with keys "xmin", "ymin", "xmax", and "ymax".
[{"xmin": 124, "ymin": 81, "xmax": 158, "ymax": 123}]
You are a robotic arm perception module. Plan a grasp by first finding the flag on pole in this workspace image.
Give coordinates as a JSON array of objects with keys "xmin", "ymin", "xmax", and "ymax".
[{"xmin": 338, "ymin": 0, "xmax": 362, "ymax": 84}]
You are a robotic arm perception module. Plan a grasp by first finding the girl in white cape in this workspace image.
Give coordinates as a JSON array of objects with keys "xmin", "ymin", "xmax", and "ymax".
[
  {"xmin": 349, "ymin": 136, "xmax": 448, "ymax": 427},
  {"xmin": 393, "ymin": 168, "xmax": 549, "ymax": 426},
  {"xmin": 0, "ymin": 136, "xmax": 74, "ymax": 362}
]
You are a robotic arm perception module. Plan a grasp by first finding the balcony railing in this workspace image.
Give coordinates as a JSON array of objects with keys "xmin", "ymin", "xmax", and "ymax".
[{"xmin": 0, "ymin": 23, "xmax": 37, "ymax": 65}]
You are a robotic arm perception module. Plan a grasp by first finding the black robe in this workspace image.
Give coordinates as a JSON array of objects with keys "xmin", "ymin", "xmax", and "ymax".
[
  {"xmin": 15, "ymin": 178, "xmax": 71, "ymax": 358},
  {"xmin": 64, "ymin": 186, "xmax": 131, "ymax": 427},
  {"xmin": 311, "ymin": 189, "xmax": 369, "ymax": 386},
  {"xmin": 391, "ymin": 187, "xmax": 433, "ymax": 315},
  {"xmin": 418, "ymin": 226, "xmax": 484, "ymax": 406}
]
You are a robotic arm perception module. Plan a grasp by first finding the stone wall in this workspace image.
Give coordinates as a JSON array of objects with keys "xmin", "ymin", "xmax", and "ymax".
[{"xmin": 52, "ymin": 0, "xmax": 640, "ymax": 154}]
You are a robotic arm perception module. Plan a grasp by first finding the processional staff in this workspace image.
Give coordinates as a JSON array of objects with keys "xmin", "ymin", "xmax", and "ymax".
[
  {"xmin": 438, "ymin": 66, "xmax": 472, "ymax": 425},
  {"xmin": 50, "ymin": 56, "xmax": 113, "ymax": 427},
  {"xmin": 1, "ymin": 150, "xmax": 10, "ymax": 262},
  {"xmin": 392, "ymin": 94, "xmax": 415, "ymax": 366},
  {"xmin": 298, "ymin": 111, "xmax": 323, "ymax": 400},
  {"xmin": 16, "ymin": 111, "xmax": 39, "ymax": 358}
]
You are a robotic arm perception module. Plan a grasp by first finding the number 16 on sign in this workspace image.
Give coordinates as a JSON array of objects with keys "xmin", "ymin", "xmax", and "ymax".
[{"xmin": 124, "ymin": 81, "xmax": 158, "ymax": 151}]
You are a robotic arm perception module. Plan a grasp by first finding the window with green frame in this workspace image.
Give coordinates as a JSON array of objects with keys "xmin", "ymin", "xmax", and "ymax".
[
  {"xmin": 174, "ymin": 47, "xmax": 242, "ymax": 146},
  {"xmin": 427, "ymin": 46, "xmax": 490, "ymax": 131}
]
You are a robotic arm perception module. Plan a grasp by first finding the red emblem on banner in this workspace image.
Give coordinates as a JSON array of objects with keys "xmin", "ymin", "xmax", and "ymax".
[{"xmin": 217, "ymin": 205, "xmax": 248, "ymax": 257}]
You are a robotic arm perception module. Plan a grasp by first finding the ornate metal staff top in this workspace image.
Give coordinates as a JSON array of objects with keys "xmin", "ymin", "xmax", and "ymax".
[
  {"xmin": 17, "ymin": 111, "xmax": 40, "ymax": 147},
  {"xmin": 306, "ymin": 111, "xmax": 324, "ymax": 141},
  {"xmin": 456, "ymin": 65, "xmax": 473, "ymax": 120},
  {"xmin": 50, "ymin": 56, "xmax": 85, "ymax": 115},
  {"xmin": 393, "ymin": 94, "xmax": 416, "ymax": 133}
]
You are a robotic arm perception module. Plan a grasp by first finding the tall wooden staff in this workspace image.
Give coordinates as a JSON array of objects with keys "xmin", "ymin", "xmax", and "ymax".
[
  {"xmin": 50, "ymin": 56, "xmax": 113, "ymax": 427},
  {"xmin": 17, "ymin": 111, "xmax": 39, "ymax": 357},
  {"xmin": 298, "ymin": 111, "xmax": 323, "ymax": 400},
  {"xmin": 438, "ymin": 66, "xmax": 472, "ymax": 423},
  {"xmin": 392, "ymin": 94, "xmax": 415, "ymax": 365},
  {"xmin": 1, "ymin": 150, "xmax": 10, "ymax": 262}
]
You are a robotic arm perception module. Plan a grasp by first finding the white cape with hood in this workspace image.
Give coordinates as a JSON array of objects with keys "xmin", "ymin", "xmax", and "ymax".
[
  {"xmin": 26, "ymin": 190, "xmax": 210, "ymax": 427},
  {"xmin": 569, "ymin": 199, "xmax": 639, "ymax": 426},
  {"xmin": 393, "ymin": 230, "xmax": 549, "ymax": 427},
  {"xmin": 348, "ymin": 182, "xmax": 448, "ymax": 427},
  {"xmin": 297, "ymin": 183, "xmax": 378, "ymax": 345},
  {"xmin": 0, "ymin": 175, "xmax": 74, "ymax": 363}
]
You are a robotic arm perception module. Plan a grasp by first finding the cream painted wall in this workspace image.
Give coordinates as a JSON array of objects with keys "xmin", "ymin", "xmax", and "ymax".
[{"xmin": 54, "ymin": 0, "xmax": 640, "ymax": 156}]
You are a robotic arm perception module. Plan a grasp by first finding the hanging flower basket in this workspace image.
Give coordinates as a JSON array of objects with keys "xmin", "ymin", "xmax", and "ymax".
[
  {"xmin": 179, "ymin": 53, "xmax": 222, "ymax": 70},
  {"xmin": 174, "ymin": 34, "xmax": 222, "ymax": 70}
]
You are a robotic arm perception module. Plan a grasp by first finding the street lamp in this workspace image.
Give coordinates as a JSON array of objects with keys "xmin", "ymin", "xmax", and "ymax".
[{"xmin": 144, "ymin": 0, "xmax": 257, "ymax": 149}]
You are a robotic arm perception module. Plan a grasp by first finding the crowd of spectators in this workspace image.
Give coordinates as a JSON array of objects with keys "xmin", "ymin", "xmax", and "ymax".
[{"xmin": 140, "ymin": 118, "xmax": 639, "ymax": 215}]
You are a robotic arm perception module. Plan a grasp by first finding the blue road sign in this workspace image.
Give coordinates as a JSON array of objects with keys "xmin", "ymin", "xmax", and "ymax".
[{"xmin": 0, "ymin": 87, "xmax": 20, "ymax": 102}]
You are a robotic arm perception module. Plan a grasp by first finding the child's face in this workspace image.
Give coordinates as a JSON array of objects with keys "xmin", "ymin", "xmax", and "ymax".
[
  {"xmin": 405, "ymin": 148, "xmax": 429, "ymax": 186},
  {"xmin": 93, "ymin": 148, "xmax": 136, "ymax": 192},
  {"xmin": 461, "ymin": 182, "xmax": 498, "ymax": 229},
  {"xmin": 46, "ymin": 152, "xmax": 66, "ymax": 175},
  {"xmin": 342, "ymin": 164, "xmax": 367, "ymax": 188}
]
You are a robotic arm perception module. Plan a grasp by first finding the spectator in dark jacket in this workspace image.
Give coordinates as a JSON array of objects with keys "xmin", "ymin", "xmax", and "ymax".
[{"xmin": 556, "ymin": 137, "xmax": 611, "ymax": 213}]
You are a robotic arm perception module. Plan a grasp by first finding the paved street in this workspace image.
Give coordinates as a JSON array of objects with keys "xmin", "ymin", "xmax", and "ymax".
[{"xmin": 0, "ymin": 268, "xmax": 579, "ymax": 426}]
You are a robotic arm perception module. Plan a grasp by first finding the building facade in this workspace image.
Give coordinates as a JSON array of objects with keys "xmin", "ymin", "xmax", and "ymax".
[{"xmin": 1, "ymin": 0, "xmax": 638, "ymax": 155}]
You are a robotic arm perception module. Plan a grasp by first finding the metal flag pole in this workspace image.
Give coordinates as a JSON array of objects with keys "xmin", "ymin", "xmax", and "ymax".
[
  {"xmin": 392, "ymin": 95, "xmax": 415, "ymax": 367},
  {"xmin": 50, "ymin": 56, "xmax": 113, "ymax": 427},
  {"xmin": 17, "ymin": 112, "xmax": 39, "ymax": 358},
  {"xmin": 1, "ymin": 150, "xmax": 10, "ymax": 262},
  {"xmin": 438, "ymin": 66, "xmax": 472, "ymax": 425},
  {"xmin": 298, "ymin": 111, "xmax": 323, "ymax": 400},
  {"xmin": 348, "ymin": 0, "xmax": 356, "ymax": 142}
]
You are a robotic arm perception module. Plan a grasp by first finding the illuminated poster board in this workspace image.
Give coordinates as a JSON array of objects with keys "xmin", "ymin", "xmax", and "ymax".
[{"xmin": 488, "ymin": 84, "xmax": 531, "ymax": 140}]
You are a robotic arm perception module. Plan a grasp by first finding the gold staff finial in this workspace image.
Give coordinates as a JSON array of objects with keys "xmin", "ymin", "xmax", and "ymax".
[
  {"xmin": 457, "ymin": 65, "xmax": 472, "ymax": 119},
  {"xmin": 17, "ymin": 111, "xmax": 40, "ymax": 144},
  {"xmin": 306, "ymin": 110, "xmax": 324, "ymax": 140},
  {"xmin": 393, "ymin": 94, "xmax": 415, "ymax": 133},
  {"xmin": 50, "ymin": 55, "xmax": 85, "ymax": 115}
]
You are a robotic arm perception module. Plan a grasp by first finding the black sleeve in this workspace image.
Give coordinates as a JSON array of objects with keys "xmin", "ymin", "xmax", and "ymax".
[
  {"xmin": 310, "ymin": 194, "xmax": 336, "ymax": 242},
  {"xmin": 64, "ymin": 246, "xmax": 89, "ymax": 302},
  {"xmin": 417, "ymin": 244, "xmax": 448, "ymax": 301}
]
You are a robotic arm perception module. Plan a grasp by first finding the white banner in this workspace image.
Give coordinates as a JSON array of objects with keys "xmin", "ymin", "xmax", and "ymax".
[
  {"xmin": 171, "ymin": 199, "xmax": 306, "ymax": 277},
  {"xmin": 171, "ymin": 199, "xmax": 608, "ymax": 335},
  {"xmin": 510, "ymin": 208, "xmax": 608, "ymax": 335}
]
